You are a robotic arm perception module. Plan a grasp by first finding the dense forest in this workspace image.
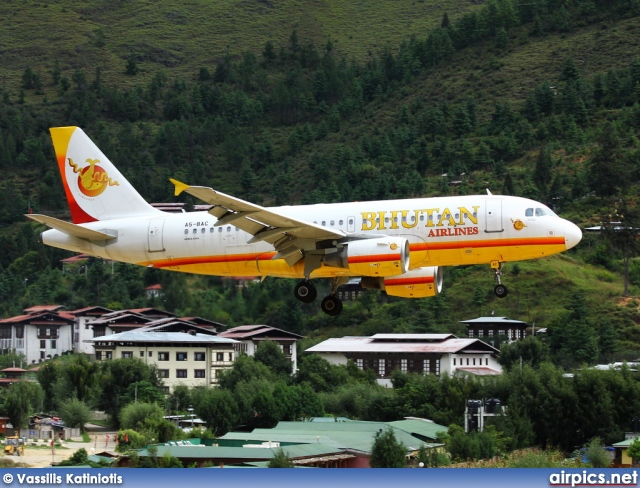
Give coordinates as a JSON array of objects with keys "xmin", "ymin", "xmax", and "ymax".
[
  {"xmin": 1, "ymin": 0, "xmax": 640, "ymax": 361},
  {"xmin": 1, "ymin": 0, "xmax": 640, "ymax": 464}
]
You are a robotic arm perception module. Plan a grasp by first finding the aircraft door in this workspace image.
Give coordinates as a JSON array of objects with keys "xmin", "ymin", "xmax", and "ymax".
[
  {"xmin": 485, "ymin": 199, "xmax": 504, "ymax": 233},
  {"xmin": 148, "ymin": 218, "xmax": 165, "ymax": 252},
  {"xmin": 347, "ymin": 216, "xmax": 355, "ymax": 233}
]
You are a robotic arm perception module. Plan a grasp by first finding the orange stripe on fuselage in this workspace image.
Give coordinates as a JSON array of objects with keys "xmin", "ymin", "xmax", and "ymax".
[{"xmin": 410, "ymin": 236, "xmax": 565, "ymax": 252}]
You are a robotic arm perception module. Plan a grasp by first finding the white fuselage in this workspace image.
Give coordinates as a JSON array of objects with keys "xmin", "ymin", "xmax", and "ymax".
[{"xmin": 41, "ymin": 194, "xmax": 581, "ymax": 279}]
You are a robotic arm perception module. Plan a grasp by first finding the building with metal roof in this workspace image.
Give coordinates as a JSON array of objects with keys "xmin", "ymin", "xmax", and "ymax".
[
  {"xmin": 218, "ymin": 418, "xmax": 446, "ymax": 467},
  {"xmin": 86, "ymin": 330, "xmax": 238, "ymax": 392},
  {"xmin": 460, "ymin": 316, "xmax": 531, "ymax": 345},
  {"xmin": 306, "ymin": 333, "xmax": 501, "ymax": 386}
]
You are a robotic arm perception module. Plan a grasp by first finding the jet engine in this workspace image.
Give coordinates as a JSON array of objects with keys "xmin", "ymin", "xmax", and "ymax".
[
  {"xmin": 323, "ymin": 237, "xmax": 410, "ymax": 277},
  {"xmin": 361, "ymin": 266, "xmax": 443, "ymax": 298}
]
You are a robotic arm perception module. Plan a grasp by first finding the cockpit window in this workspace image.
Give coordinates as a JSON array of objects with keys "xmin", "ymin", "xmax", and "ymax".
[
  {"xmin": 525, "ymin": 208, "xmax": 533, "ymax": 217},
  {"xmin": 535, "ymin": 208, "xmax": 546, "ymax": 216}
]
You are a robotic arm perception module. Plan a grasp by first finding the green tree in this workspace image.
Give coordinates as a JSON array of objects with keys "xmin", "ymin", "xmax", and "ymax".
[
  {"xmin": 119, "ymin": 402, "xmax": 164, "ymax": 430},
  {"xmin": 369, "ymin": 427, "xmax": 407, "ymax": 468},
  {"xmin": 268, "ymin": 448, "xmax": 295, "ymax": 467},
  {"xmin": 1, "ymin": 381, "xmax": 44, "ymax": 429},
  {"xmin": 585, "ymin": 437, "xmax": 611, "ymax": 468},
  {"xmin": 58, "ymin": 398, "xmax": 92, "ymax": 432},
  {"xmin": 254, "ymin": 340, "xmax": 292, "ymax": 377},
  {"xmin": 627, "ymin": 438, "xmax": 640, "ymax": 465},
  {"xmin": 193, "ymin": 388, "xmax": 238, "ymax": 436}
]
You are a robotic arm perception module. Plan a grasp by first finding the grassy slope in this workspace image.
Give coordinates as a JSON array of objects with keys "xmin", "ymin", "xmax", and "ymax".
[{"xmin": 0, "ymin": 0, "xmax": 476, "ymax": 93}]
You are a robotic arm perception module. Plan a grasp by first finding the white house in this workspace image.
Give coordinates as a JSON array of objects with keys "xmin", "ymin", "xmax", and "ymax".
[
  {"xmin": 306, "ymin": 333, "xmax": 501, "ymax": 387},
  {"xmin": 86, "ymin": 329, "xmax": 239, "ymax": 392},
  {"xmin": 0, "ymin": 306, "xmax": 74, "ymax": 365},
  {"xmin": 66, "ymin": 306, "xmax": 113, "ymax": 355}
]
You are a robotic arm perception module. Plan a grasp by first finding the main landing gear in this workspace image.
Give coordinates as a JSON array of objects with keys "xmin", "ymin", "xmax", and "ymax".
[
  {"xmin": 293, "ymin": 278, "xmax": 346, "ymax": 316},
  {"xmin": 492, "ymin": 261, "xmax": 508, "ymax": 298}
]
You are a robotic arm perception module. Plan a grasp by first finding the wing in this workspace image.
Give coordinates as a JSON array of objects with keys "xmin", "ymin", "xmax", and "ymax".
[{"xmin": 171, "ymin": 179, "xmax": 345, "ymax": 265}]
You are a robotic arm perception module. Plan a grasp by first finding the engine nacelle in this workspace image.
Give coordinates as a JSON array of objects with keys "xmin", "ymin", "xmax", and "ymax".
[
  {"xmin": 323, "ymin": 237, "xmax": 410, "ymax": 277},
  {"xmin": 383, "ymin": 266, "xmax": 443, "ymax": 298}
]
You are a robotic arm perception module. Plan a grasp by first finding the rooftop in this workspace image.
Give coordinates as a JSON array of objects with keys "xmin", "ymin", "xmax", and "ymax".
[
  {"xmin": 86, "ymin": 330, "xmax": 238, "ymax": 345},
  {"xmin": 306, "ymin": 336, "xmax": 499, "ymax": 355}
]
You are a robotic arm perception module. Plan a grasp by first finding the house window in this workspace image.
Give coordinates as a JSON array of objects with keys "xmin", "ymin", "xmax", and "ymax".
[
  {"xmin": 453, "ymin": 358, "xmax": 456, "ymax": 366},
  {"xmin": 105, "ymin": 352, "xmax": 113, "ymax": 360},
  {"xmin": 51, "ymin": 339, "xmax": 57, "ymax": 349},
  {"xmin": 216, "ymin": 352, "xmax": 224, "ymax": 362},
  {"xmin": 96, "ymin": 351, "xmax": 102, "ymax": 360},
  {"xmin": 378, "ymin": 359, "xmax": 385, "ymax": 377},
  {"xmin": 121, "ymin": 351, "xmax": 133, "ymax": 359},
  {"xmin": 356, "ymin": 359, "xmax": 363, "ymax": 370},
  {"xmin": 140, "ymin": 351, "xmax": 145, "ymax": 358},
  {"xmin": 401, "ymin": 359, "xmax": 407, "ymax": 372},
  {"xmin": 282, "ymin": 344, "xmax": 292, "ymax": 356},
  {"xmin": 488, "ymin": 330, "xmax": 494, "ymax": 337},
  {"xmin": 423, "ymin": 359, "xmax": 430, "ymax": 374},
  {"xmin": 149, "ymin": 351, "xmax": 152, "ymax": 357},
  {"xmin": 40, "ymin": 340, "xmax": 46, "ymax": 349},
  {"xmin": 228, "ymin": 352, "xmax": 233, "ymax": 361},
  {"xmin": 466, "ymin": 358, "xmax": 469, "ymax": 365},
  {"xmin": 473, "ymin": 358, "xmax": 476, "ymax": 365},
  {"xmin": 158, "ymin": 369, "xmax": 169, "ymax": 378},
  {"xmin": 469, "ymin": 330, "xmax": 474, "ymax": 337},
  {"xmin": 485, "ymin": 358, "xmax": 489, "ymax": 365},
  {"xmin": 176, "ymin": 352, "xmax": 188, "ymax": 361},
  {"xmin": 478, "ymin": 330, "xmax": 484, "ymax": 337},
  {"xmin": 194, "ymin": 352, "xmax": 206, "ymax": 361},
  {"xmin": 194, "ymin": 370, "xmax": 205, "ymax": 378},
  {"xmin": 158, "ymin": 352, "xmax": 169, "ymax": 361},
  {"xmin": 176, "ymin": 369, "xmax": 187, "ymax": 378},
  {"xmin": 40, "ymin": 351, "xmax": 45, "ymax": 359}
]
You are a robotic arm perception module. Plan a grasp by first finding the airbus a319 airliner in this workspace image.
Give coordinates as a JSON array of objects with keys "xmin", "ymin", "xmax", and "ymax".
[{"xmin": 28, "ymin": 127, "xmax": 582, "ymax": 316}]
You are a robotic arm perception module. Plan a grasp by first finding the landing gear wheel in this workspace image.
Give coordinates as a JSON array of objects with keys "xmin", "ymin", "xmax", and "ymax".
[
  {"xmin": 321, "ymin": 295, "xmax": 343, "ymax": 316},
  {"xmin": 494, "ymin": 284, "xmax": 508, "ymax": 298},
  {"xmin": 294, "ymin": 281, "xmax": 317, "ymax": 303}
]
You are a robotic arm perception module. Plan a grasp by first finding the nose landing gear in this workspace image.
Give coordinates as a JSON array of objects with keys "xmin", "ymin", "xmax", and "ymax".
[{"xmin": 492, "ymin": 261, "xmax": 508, "ymax": 298}]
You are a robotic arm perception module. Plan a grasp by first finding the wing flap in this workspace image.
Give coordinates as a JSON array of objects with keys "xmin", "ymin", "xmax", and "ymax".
[
  {"xmin": 171, "ymin": 179, "xmax": 344, "ymax": 245},
  {"xmin": 26, "ymin": 214, "xmax": 117, "ymax": 241}
]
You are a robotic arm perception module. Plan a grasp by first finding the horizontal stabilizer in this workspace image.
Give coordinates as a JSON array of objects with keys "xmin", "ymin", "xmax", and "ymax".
[{"xmin": 26, "ymin": 214, "xmax": 117, "ymax": 241}]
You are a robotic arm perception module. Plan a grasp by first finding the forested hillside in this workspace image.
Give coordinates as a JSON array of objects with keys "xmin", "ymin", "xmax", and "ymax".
[{"xmin": 1, "ymin": 0, "xmax": 640, "ymax": 367}]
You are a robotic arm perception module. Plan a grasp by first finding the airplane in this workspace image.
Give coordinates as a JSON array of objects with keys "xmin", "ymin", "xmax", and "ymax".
[{"xmin": 27, "ymin": 126, "xmax": 583, "ymax": 316}]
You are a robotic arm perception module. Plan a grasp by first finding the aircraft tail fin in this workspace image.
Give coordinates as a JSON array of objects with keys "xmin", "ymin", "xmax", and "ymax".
[{"xmin": 50, "ymin": 126, "xmax": 159, "ymax": 223}]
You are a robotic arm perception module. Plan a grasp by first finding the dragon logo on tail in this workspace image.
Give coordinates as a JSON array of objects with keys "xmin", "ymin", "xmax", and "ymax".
[{"xmin": 68, "ymin": 158, "xmax": 119, "ymax": 197}]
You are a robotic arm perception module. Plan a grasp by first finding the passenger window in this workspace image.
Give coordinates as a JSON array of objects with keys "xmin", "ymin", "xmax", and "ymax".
[
  {"xmin": 210, "ymin": 228, "xmax": 214, "ymax": 233},
  {"xmin": 322, "ymin": 221, "xmax": 326, "ymax": 226},
  {"xmin": 201, "ymin": 228, "xmax": 205, "ymax": 234},
  {"xmin": 218, "ymin": 227, "xmax": 223, "ymax": 233},
  {"xmin": 184, "ymin": 229, "xmax": 188, "ymax": 235},
  {"xmin": 339, "ymin": 220, "xmax": 343, "ymax": 225},
  {"xmin": 525, "ymin": 208, "xmax": 534, "ymax": 217},
  {"xmin": 330, "ymin": 220, "xmax": 335, "ymax": 226},
  {"xmin": 349, "ymin": 219, "xmax": 353, "ymax": 225},
  {"xmin": 192, "ymin": 229, "xmax": 197, "ymax": 234}
]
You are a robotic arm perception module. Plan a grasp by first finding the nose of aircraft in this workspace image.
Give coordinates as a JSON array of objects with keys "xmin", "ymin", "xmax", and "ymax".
[{"xmin": 564, "ymin": 220, "xmax": 583, "ymax": 250}]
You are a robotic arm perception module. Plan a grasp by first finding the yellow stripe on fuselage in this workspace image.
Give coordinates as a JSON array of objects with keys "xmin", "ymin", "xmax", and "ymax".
[{"xmin": 138, "ymin": 237, "xmax": 566, "ymax": 279}]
